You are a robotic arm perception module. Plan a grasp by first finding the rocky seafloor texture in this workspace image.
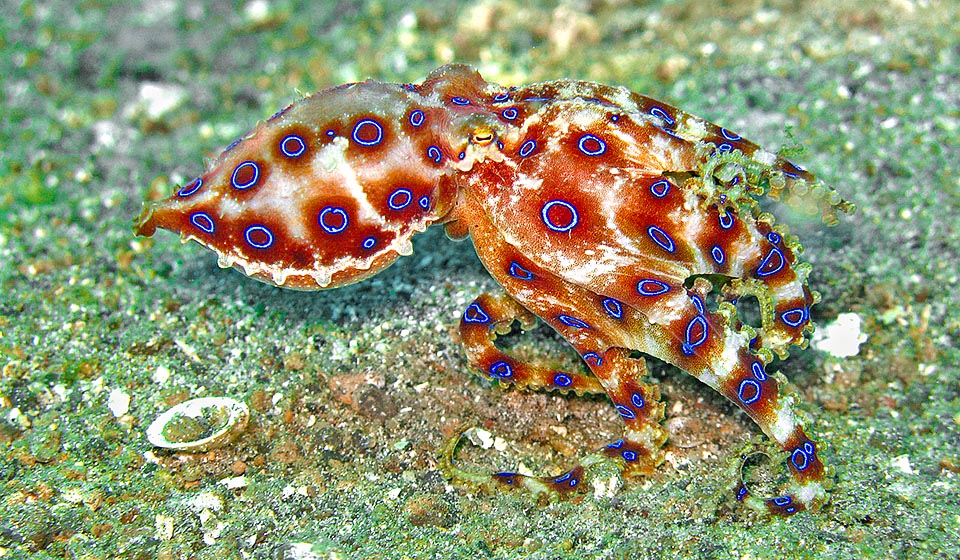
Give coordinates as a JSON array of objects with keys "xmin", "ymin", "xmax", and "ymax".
[{"xmin": 1, "ymin": 1, "xmax": 958, "ymax": 558}]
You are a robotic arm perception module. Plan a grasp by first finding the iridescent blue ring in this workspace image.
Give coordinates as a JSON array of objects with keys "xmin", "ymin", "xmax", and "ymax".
[
  {"xmin": 602, "ymin": 298, "xmax": 622, "ymax": 319},
  {"xmin": 519, "ymin": 139, "xmax": 537, "ymax": 157},
  {"xmin": 231, "ymin": 161, "xmax": 260, "ymax": 190},
  {"xmin": 462, "ymin": 302, "xmax": 490, "ymax": 324},
  {"xmin": 637, "ymin": 279, "xmax": 671, "ymax": 296},
  {"xmin": 577, "ymin": 134, "xmax": 606, "ymax": 156},
  {"xmin": 711, "ymin": 246, "xmax": 725, "ymax": 265},
  {"xmin": 318, "ymin": 206, "xmax": 349, "ymax": 234},
  {"xmin": 351, "ymin": 119, "xmax": 383, "ymax": 146},
  {"xmin": 189, "ymin": 212, "xmax": 215, "ymax": 234},
  {"xmin": 387, "ymin": 188, "xmax": 413, "ymax": 210},
  {"xmin": 489, "ymin": 361, "xmax": 513, "ymax": 378},
  {"xmin": 650, "ymin": 106, "xmax": 675, "ymax": 125},
  {"xmin": 280, "ymin": 134, "xmax": 306, "ymax": 158},
  {"xmin": 738, "ymin": 379, "xmax": 762, "ymax": 405},
  {"xmin": 409, "ymin": 110, "xmax": 425, "ymax": 127},
  {"xmin": 649, "ymin": 180, "xmax": 671, "ymax": 198},
  {"xmin": 177, "ymin": 178, "xmax": 203, "ymax": 197},
  {"xmin": 647, "ymin": 225, "xmax": 676, "ymax": 253},
  {"xmin": 244, "ymin": 225, "xmax": 274, "ymax": 249},
  {"xmin": 540, "ymin": 200, "xmax": 579, "ymax": 232}
]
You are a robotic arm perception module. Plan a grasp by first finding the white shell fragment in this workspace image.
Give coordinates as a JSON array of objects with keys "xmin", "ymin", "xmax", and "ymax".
[{"xmin": 146, "ymin": 397, "xmax": 249, "ymax": 452}]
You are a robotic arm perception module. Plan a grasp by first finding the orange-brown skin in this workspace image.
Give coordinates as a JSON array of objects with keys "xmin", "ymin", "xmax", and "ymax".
[{"xmin": 136, "ymin": 64, "xmax": 853, "ymax": 515}]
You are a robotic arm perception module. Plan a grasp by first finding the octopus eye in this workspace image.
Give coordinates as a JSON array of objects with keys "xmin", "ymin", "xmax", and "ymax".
[{"xmin": 471, "ymin": 126, "xmax": 496, "ymax": 146}]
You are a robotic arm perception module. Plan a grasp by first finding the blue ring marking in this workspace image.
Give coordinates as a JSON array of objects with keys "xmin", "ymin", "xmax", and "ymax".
[
  {"xmin": 418, "ymin": 196, "xmax": 430, "ymax": 210},
  {"xmin": 582, "ymin": 352, "xmax": 602, "ymax": 367},
  {"xmin": 462, "ymin": 302, "xmax": 491, "ymax": 324},
  {"xmin": 489, "ymin": 361, "xmax": 513, "ymax": 378},
  {"xmin": 637, "ymin": 279, "xmax": 671, "ymax": 296},
  {"xmin": 540, "ymin": 200, "xmax": 579, "ymax": 232},
  {"xmin": 177, "ymin": 178, "xmax": 203, "ymax": 197},
  {"xmin": 494, "ymin": 472, "xmax": 517, "ymax": 484},
  {"xmin": 803, "ymin": 441, "xmax": 816, "ymax": 456},
  {"xmin": 781, "ymin": 307, "xmax": 807, "ymax": 327},
  {"xmin": 719, "ymin": 209, "xmax": 735, "ymax": 230},
  {"xmin": 610, "ymin": 114, "xmax": 620, "ymax": 122},
  {"xmin": 711, "ymin": 245, "xmax": 725, "ymax": 265},
  {"xmin": 649, "ymin": 106, "xmax": 675, "ymax": 125},
  {"xmin": 577, "ymin": 134, "xmax": 606, "ymax": 156},
  {"xmin": 602, "ymin": 298, "xmax": 623, "ymax": 319},
  {"xmin": 231, "ymin": 161, "xmax": 260, "ymax": 189},
  {"xmin": 387, "ymin": 188, "xmax": 413, "ymax": 210},
  {"xmin": 737, "ymin": 486, "xmax": 749, "ymax": 501},
  {"xmin": 325, "ymin": 129, "xmax": 335, "ymax": 137},
  {"xmin": 450, "ymin": 96, "xmax": 470, "ymax": 105},
  {"xmin": 647, "ymin": 225, "xmax": 676, "ymax": 253},
  {"xmin": 781, "ymin": 161, "xmax": 803, "ymax": 179},
  {"xmin": 496, "ymin": 141, "xmax": 504, "ymax": 150},
  {"xmin": 244, "ymin": 225, "xmax": 274, "ymax": 249},
  {"xmin": 615, "ymin": 405, "xmax": 636, "ymax": 420},
  {"xmin": 189, "ymin": 212, "xmax": 215, "ymax": 234},
  {"xmin": 351, "ymin": 119, "xmax": 383, "ymax": 146},
  {"xmin": 721, "ymin": 128, "xmax": 741, "ymax": 140},
  {"xmin": 362, "ymin": 237, "xmax": 377, "ymax": 250},
  {"xmin": 267, "ymin": 106, "xmax": 289, "ymax": 121},
  {"xmin": 554, "ymin": 472, "xmax": 572, "ymax": 484},
  {"xmin": 717, "ymin": 142, "xmax": 733, "ymax": 153},
  {"xmin": 508, "ymin": 262, "xmax": 534, "ymax": 280},
  {"xmin": 622, "ymin": 450, "xmax": 638, "ymax": 462},
  {"xmin": 631, "ymin": 393, "xmax": 645, "ymax": 409},
  {"xmin": 280, "ymin": 134, "xmax": 306, "ymax": 157},
  {"xmin": 317, "ymin": 206, "xmax": 349, "ymax": 234},
  {"xmin": 791, "ymin": 448, "xmax": 810, "ymax": 471},
  {"xmin": 682, "ymin": 316, "xmax": 708, "ymax": 355},
  {"xmin": 501, "ymin": 107, "xmax": 519, "ymax": 120},
  {"xmin": 426, "ymin": 145, "xmax": 442, "ymax": 163},
  {"xmin": 767, "ymin": 232, "xmax": 782, "ymax": 244},
  {"xmin": 649, "ymin": 179, "xmax": 671, "ymax": 198},
  {"xmin": 492, "ymin": 92, "xmax": 510, "ymax": 102},
  {"xmin": 225, "ymin": 137, "xmax": 242, "ymax": 152},
  {"xmin": 756, "ymin": 247, "xmax": 785, "ymax": 277},
  {"xmin": 558, "ymin": 314, "xmax": 591, "ymax": 329},
  {"xmin": 519, "ymin": 139, "xmax": 537, "ymax": 157},
  {"xmin": 457, "ymin": 151, "xmax": 466, "ymax": 160},
  {"xmin": 691, "ymin": 295, "xmax": 705, "ymax": 315},
  {"xmin": 553, "ymin": 373, "xmax": 573, "ymax": 387},
  {"xmin": 409, "ymin": 110, "xmax": 424, "ymax": 127},
  {"xmin": 738, "ymin": 379, "xmax": 762, "ymax": 405},
  {"xmin": 607, "ymin": 439, "xmax": 625, "ymax": 449},
  {"xmin": 772, "ymin": 496, "xmax": 792, "ymax": 507},
  {"xmin": 751, "ymin": 361, "xmax": 768, "ymax": 382},
  {"xmin": 655, "ymin": 125, "xmax": 683, "ymax": 139}
]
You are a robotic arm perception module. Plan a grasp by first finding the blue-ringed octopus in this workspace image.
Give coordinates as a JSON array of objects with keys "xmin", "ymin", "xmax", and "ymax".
[{"xmin": 135, "ymin": 64, "xmax": 854, "ymax": 515}]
